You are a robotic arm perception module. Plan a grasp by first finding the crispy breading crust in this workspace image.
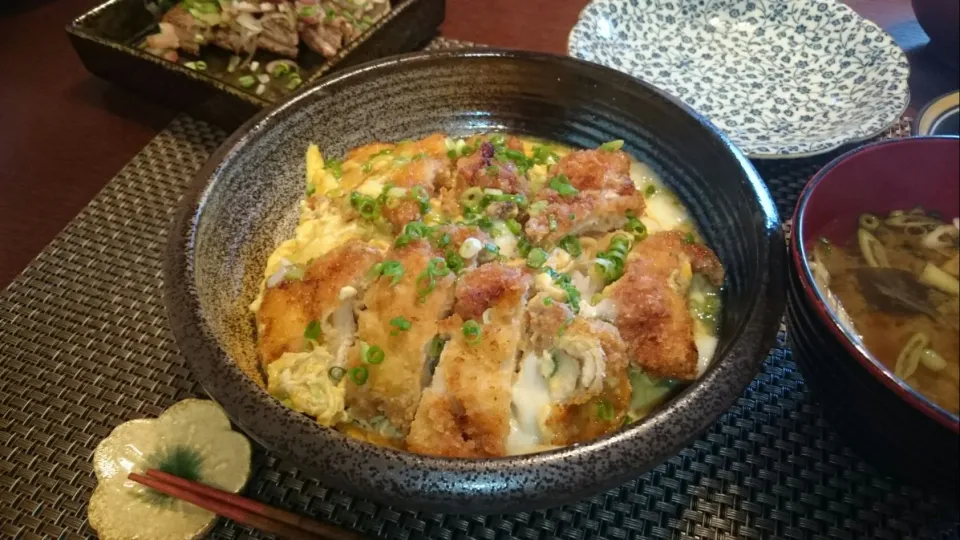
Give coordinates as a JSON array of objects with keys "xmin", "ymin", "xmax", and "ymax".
[
  {"xmin": 525, "ymin": 191, "xmax": 645, "ymax": 245},
  {"xmin": 256, "ymin": 240, "xmax": 382, "ymax": 364},
  {"xmin": 344, "ymin": 241, "xmax": 456, "ymax": 433},
  {"xmin": 552, "ymin": 149, "xmax": 635, "ymax": 194},
  {"xmin": 525, "ymin": 149, "xmax": 644, "ymax": 245},
  {"xmin": 611, "ymin": 232, "xmax": 724, "ymax": 380},
  {"xmin": 406, "ymin": 265, "xmax": 531, "ymax": 457}
]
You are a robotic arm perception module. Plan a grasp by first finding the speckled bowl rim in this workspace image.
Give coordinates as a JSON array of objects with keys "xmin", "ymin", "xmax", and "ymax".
[
  {"xmin": 165, "ymin": 48, "xmax": 786, "ymax": 512},
  {"xmin": 790, "ymin": 136, "xmax": 960, "ymax": 433}
]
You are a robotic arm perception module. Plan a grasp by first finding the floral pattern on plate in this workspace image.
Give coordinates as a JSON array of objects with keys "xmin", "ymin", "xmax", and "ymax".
[{"xmin": 568, "ymin": 0, "xmax": 910, "ymax": 158}]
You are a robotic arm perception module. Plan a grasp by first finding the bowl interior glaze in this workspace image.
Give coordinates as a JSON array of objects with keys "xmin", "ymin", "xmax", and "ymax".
[
  {"xmin": 793, "ymin": 136, "xmax": 960, "ymax": 431},
  {"xmin": 165, "ymin": 49, "xmax": 785, "ymax": 513}
]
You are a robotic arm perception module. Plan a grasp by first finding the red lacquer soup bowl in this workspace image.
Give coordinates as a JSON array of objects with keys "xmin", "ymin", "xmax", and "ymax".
[{"xmin": 788, "ymin": 136, "xmax": 959, "ymax": 497}]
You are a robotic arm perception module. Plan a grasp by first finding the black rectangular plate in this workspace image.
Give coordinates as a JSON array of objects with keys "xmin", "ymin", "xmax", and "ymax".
[{"xmin": 67, "ymin": 0, "xmax": 445, "ymax": 130}]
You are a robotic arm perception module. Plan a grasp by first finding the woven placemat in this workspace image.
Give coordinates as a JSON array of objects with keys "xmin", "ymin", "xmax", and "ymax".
[{"xmin": 1, "ymin": 39, "xmax": 956, "ymax": 539}]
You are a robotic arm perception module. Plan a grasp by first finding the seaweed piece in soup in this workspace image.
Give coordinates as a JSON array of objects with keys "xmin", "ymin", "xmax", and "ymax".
[{"xmin": 855, "ymin": 267, "xmax": 939, "ymax": 319}]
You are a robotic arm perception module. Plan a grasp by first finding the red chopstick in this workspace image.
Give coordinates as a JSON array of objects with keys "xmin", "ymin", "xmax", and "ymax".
[{"xmin": 128, "ymin": 470, "xmax": 367, "ymax": 540}]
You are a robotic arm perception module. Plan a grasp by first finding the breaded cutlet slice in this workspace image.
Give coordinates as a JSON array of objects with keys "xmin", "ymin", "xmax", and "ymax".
[
  {"xmin": 406, "ymin": 264, "xmax": 532, "ymax": 457},
  {"xmin": 525, "ymin": 149, "xmax": 645, "ymax": 245},
  {"xmin": 609, "ymin": 231, "xmax": 724, "ymax": 380},
  {"xmin": 344, "ymin": 240, "xmax": 456, "ymax": 434},
  {"xmin": 524, "ymin": 302, "xmax": 632, "ymax": 446},
  {"xmin": 256, "ymin": 240, "xmax": 382, "ymax": 365}
]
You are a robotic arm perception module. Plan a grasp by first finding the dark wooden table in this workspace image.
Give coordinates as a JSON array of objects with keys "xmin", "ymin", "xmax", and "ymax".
[{"xmin": 0, "ymin": 0, "xmax": 956, "ymax": 287}]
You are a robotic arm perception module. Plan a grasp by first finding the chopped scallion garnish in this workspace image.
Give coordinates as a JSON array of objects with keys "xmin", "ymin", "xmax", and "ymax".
[
  {"xmin": 526, "ymin": 248, "xmax": 548, "ymax": 269},
  {"xmin": 462, "ymin": 320, "xmax": 482, "ymax": 344},
  {"xmin": 325, "ymin": 158, "xmax": 343, "ymax": 179},
  {"xmin": 364, "ymin": 344, "xmax": 385, "ymax": 364},
  {"xmin": 304, "ymin": 320, "xmax": 322, "ymax": 341},
  {"xmin": 370, "ymin": 260, "xmax": 404, "ymax": 286},
  {"xmin": 460, "ymin": 187, "xmax": 484, "ymax": 209},
  {"xmin": 328, "ymin": 366, "xmax": 346, "ymax": 383},
  {"xmin": 599, "ymin": 139, "xmax": 624, "ymax": 152},
  {"xmin": 558, "ymin": 235, "xmax": 582, "ymax": 257},
  {"xmin": 350, "ymin": 191, "xmax": 380, "ymax": 220},
  {"xmin": 595, "ymin": 399, "xmax": 615, "ymax": 420},
  {"xmin": 389, "ymin": 316, "xmax": 411, "ymax": 335},
  {"xmin": 626, "ymin": 213, "xmax": 648, "ymax": 241},
  {"xmin": 349, "ymin": 366, "xmax": 369, "ymax": 385},
  {"xmin": 428, "ymin": 336, "xmax": 446, "ymax": 358},
  {"xmin": 547, "ymin": 174, "xmax": 578, "ymax": 196}
]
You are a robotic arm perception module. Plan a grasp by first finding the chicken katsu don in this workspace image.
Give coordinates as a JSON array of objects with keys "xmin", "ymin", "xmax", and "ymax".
[{"xmin": 251, "ymin": 133, "xmax": 725, "ymax": 456}]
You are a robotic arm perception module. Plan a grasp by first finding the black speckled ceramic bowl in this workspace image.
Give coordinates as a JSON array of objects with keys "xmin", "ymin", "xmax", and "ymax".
[{"xmin": 165, "ymin": 49, "xmax": 785, "ymax": 513}]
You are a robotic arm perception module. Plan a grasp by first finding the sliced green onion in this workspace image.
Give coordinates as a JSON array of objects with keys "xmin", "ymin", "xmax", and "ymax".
[
  {"xmin": 531, "ymin": 145, "xmax": 558, "ymax": 165},
  {"xmin": 389, "ymin": 316, "xmax": 411, "ymax": 335},
  {"xmin": 683, "ymin": 232, "xmax": 696, "ymax": 245},
  {"xmin": 505, "ymin": 219, "xmax": 523, "ymax": 236},
  {"xmin": 644, "ymin": 184, "xmax": 657, "ymax": 197},
  {"xmin": 364, "ymin": 344, "xmax": 385, "ymax": 364},
  {"xmin": 595, "ymin": 234, "xmax": 633, "ymax": 285},
  {"xmin": 485, "ymin": 165, "xmax": 500, "ymax": 177},
  {"xmin": 599, "ymin": 139, "xmax": 624, "ymax": 152},
  {"xmin": 349, "ymin": 366, "xmax": 369, "ymax": 385},
  {"xmin": 445, "ymin": 250, "xmax": 464, "ymax": 274},
  {"xmin": 461, "ymin": 187, "xmax": 484, "ymax": 209},
  {"xmin": 517, "ymin": 237, "xmax": 533, "ymax": 257},
  {"xmin": 489, "ymin": 134, "xmax": 506, "ymax": 147},
  {"xmin": 550, "ymin": 270, "xmax": 581, "ymax": 313},
  {"xmin": 328, "ymin": 366, "xmax": 346, "ymax": 383},
  {"xmin": 626, "ymin": 214, "xmax": 648, "ymax": 241},
  {"xmin": 526, "ymin": 248, "xmax": 548, "ymax": 269},
  {"xmin": 544, "ymin": 296, "xmax": 554, "ymax": 306},
  {"xmin": 595, "ymin": 399, "xmax": 615, "ymax": 420},
  {"xmin": 305, "ymin": 183, "xmax": 316, "ymax": 196},
  {"xmin": 558, "ymin": 235, "xmax": 582, "ymax": 257},
  {"xmin": 548, "ymin": 174, "xmax": 579, "ymax": 196},
  {"xmin": 395, "ymin": 221, "xmax": 434, "ymax": 247},
  {"xmin": 238, "ymin": 75, "xmax": 256, "ymax": 88},
  {"xmin": 462, "ymin": 320, "xmax": 482, "ymax": 344},
  {"xmin": 542, "ymin": 353, "xmax": 559, "ymax": 378},
  {"xmin": 548, "ymin": 214, "xmax": 558, "ymax": 231},
  {"xmin": 325, "ymin": 159, "xmax": 343, "ymax": 179},
  {"xmin": 303, "ymin": 320, "xmax": 322, "ymax": 341},
  {"xmin": 350, "ymin": 191, "xmax": 381, "ymax": 220},
  {"xmin": 428, "ymin": 336, "xmax": 446, "ymax": 358},
  {"xmin": 370, "ymin": 260, "xmax": 404, "ymax": 286},
  {"xmin": 411, "ymin": 185, "xmax": 431, "ymax": 214}
]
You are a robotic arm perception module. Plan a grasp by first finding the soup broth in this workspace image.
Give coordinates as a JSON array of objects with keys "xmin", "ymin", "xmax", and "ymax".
[{"xmin": 810, "ymin": 208, "xmax": 960, "ymax": 415}]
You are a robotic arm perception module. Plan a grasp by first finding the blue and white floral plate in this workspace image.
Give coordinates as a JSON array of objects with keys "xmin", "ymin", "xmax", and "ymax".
[{"xmin": 568, "ymin": 0, "xmax": 911, "ymax": 159}]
